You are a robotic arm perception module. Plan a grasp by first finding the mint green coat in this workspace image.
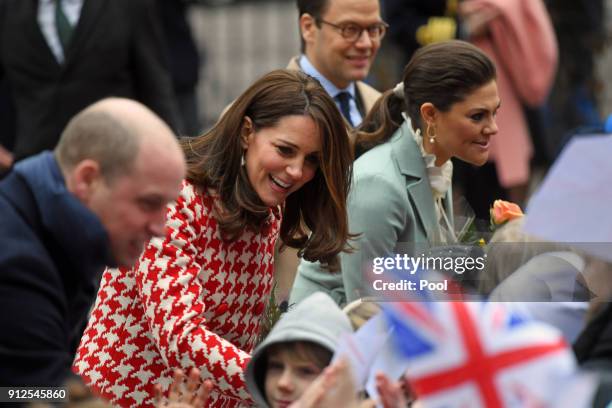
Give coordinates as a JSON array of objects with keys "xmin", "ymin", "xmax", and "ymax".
[{"xmin": 289, "ymin": 121, "xmax": 453, "ymax": 306}]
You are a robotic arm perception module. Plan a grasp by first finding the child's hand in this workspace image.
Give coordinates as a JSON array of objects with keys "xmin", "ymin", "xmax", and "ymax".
[
  {"xmin": 289, "ymin": 358, "xmax": 358, "ymax": 408},
  {"xmin": 375, "ymin": 372, "xmax": 408, "ymax": 408},
  {"xmin": 155, "ymin": 368, "xmax": 213, "ymax": 408}
]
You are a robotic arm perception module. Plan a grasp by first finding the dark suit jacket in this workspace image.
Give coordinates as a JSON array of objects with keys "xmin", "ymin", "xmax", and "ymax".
[
  {"xmin": 0, "ymin": 152, "xmax": 114, "ymax": 387},
  {"xmin": 0, "ymin": 0, "xmax": 179, "ymax": 160}
]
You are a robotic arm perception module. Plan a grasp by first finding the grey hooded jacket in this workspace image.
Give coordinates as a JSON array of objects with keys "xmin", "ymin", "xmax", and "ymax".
[{"xmin": 245, "ymin": 292, "xmax": 353, "ymax": 407}]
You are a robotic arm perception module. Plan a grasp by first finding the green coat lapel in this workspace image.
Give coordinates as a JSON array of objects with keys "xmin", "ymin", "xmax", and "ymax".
[{"xmin": 391, "ymin": 122, "xmax": 440, "ymax": 243}]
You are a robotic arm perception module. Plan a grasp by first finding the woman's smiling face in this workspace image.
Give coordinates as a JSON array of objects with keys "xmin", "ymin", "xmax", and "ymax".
[
  {"xmin": 242, "ymin": 114, "xmax": 321, "ymax": 207},
  {"xmin": 425, "ymin": 79, "xmax": 501, "ymax": 166}
]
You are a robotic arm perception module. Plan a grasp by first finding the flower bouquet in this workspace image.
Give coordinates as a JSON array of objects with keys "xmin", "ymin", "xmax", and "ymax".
[
  {"xmin": 489, "ymin": 199, "xmax": 524, "ymax": 227},
  {"xmin": 456, "ymin": 199, "xmax": 524, "ymax": 245}
]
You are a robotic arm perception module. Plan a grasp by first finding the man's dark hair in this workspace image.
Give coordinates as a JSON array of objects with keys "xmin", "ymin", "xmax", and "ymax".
[
  {"xmin": 297, "ymin": 0, "xmax": 329, "ymax": 18},
  {"xmin": 297, "ymin": 0, "xmax": 330, "ymax": 53}
]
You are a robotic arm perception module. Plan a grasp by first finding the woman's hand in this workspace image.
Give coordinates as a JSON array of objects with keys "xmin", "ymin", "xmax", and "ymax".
[
  {"xmin": 458, "ymin": 2, "xmax": 500, "ymax": 38},
  {"xmin": 155, "ymin": 368, "xmax": 213, "ymax": 408}
]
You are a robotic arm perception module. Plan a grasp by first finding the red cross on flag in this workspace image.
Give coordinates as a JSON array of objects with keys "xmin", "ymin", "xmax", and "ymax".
[{"xmin": 384, "ymin": 301, "xmax": 582, "ymax": 407}]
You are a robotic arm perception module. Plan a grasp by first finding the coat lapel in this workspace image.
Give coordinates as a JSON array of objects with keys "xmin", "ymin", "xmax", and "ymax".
[
  {"xmin": 391, "ymin": 122, "xmax": 439, "ymax": 243},
  {"xmin": 354, "ymin": 85, "xmax": 366, "ymax": 117},
  {"xmin": 445, "ymin": 186, "xmax": 454, "ymax": 228},
  {"xmin": 63, "ymin": 0, "xmax": 106, "ymax": 64}
]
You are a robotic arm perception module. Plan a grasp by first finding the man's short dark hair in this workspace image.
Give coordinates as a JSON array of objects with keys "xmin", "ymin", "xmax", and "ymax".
[
  {"xmin": 297, "ymin": 0, "xmax": 329, "ymax": 19},
  {"xmin": 297, "ymin": 0, "xmax": 330, "ymax": 53}
]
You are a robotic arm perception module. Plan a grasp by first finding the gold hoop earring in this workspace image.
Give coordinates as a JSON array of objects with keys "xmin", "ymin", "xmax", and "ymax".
[{"xmin": 427, "ymin": 124, "xmax": 436, "ymax": 144}]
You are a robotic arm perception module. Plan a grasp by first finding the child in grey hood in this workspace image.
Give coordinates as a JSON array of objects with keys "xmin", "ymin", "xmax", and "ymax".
[{"xmin": 245, "ymin": 292, "xmax": 354, "ymax": 407}]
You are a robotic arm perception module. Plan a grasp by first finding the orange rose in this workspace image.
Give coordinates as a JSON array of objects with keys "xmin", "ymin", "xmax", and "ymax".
[{"xmin": 490, "ymin": 199, "xmax": 524, "ymax": 225}]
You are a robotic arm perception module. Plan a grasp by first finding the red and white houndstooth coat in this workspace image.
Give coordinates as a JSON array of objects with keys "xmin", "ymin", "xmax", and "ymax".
[{"xmin": 73, "ymin": 180, "xmax": 281, "ymax": 407}]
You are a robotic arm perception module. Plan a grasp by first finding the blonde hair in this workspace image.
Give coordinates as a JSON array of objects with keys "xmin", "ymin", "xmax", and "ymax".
[{"xmin": 342, "ymin": 298, "xmax": 382, "ymax": 330}]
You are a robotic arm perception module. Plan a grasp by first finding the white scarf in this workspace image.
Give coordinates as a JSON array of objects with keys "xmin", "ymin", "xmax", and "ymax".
[{"xmin": 405, "ymin": 117, "xmax": 455, "ymax": 242}]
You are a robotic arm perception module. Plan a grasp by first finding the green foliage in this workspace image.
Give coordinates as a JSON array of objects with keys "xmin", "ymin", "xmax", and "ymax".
[{"xmin": 256, "ymin": 281, "xmax": 289, "ymax": 346}]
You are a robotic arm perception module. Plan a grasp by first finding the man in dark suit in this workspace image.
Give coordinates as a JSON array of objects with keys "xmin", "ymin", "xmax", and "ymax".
[
  {"xmin": 0, "ymin": 98, "xmax": 185, "ymax": 387},
  {"xmin": 0, "ymin": 0, "xmax": 179, "ymax": 165}
]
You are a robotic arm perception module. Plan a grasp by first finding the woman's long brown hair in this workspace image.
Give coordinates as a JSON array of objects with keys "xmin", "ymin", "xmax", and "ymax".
[{"xmin": 181, "ymin": 69, "xmax": 353, "ymax": 270}]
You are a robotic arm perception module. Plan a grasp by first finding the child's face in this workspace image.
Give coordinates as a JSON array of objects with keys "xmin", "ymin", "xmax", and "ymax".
[{"xmin": 264, "ymin": 349, "xmax": 324, "ymax": 408}]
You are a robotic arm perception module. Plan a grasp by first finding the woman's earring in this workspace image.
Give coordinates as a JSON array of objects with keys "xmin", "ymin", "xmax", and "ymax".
[
  {"xmin": 427, "ymin": 124, "xmax": 436, "ymax": 144},
  {"xmin": 240, "ymin": 152, "xmax": 246, "ymax": 167}
]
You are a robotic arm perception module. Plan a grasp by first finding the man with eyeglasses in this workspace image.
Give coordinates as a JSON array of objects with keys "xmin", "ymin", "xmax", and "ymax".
[{"xmin": 290, "ymin": 0, "xmax": 387, "ymax": 128}]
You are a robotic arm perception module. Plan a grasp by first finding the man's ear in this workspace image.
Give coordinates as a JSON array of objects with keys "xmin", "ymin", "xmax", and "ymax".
[
  {"xmin": 419, "ymin": 102, "xmax": 438, "ymax": 127},
  {"xmin": 68, "ymin": 159, "xmax": 102, "ymax": 203},
  {"xmin": 240, "ymin": 116, "xmax": 254, "ymax": 149},
  {"xmin": 300, "ymin": 13, "xmax": 317, "ymax": 46}
]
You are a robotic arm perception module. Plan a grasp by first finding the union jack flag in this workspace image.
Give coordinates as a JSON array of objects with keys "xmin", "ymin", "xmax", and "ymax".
[{"xmin": 384, "ymin": 302, "xmax": 579, "ymax": 407}]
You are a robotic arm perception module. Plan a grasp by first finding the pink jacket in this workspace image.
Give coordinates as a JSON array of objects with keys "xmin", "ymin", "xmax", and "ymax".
[{"xmin": 468, "ymin": 0, "xmax": 557, "ymax": 187}]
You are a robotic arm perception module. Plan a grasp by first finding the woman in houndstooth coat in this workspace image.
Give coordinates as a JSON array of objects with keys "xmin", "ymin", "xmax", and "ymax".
[{"xmin": 73, "ymin": 69, "xmax": 353, "ymax": 408}]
